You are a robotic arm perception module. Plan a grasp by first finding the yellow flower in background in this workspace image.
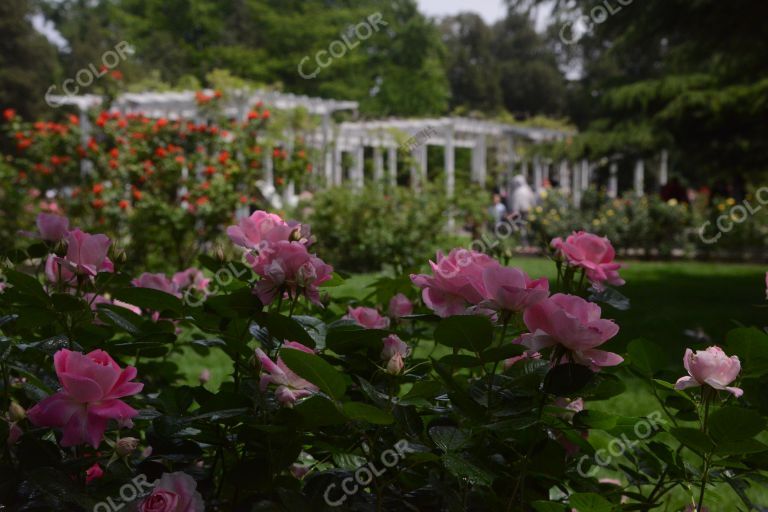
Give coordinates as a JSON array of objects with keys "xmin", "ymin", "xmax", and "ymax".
[
  {"xmin": 541, "ymin": 190, "xmax": 548, "ymax": 199},
  {"xmin": 535, "ymin": 206, "xmax": 543, "ymax": 213},
  {"xmin": 606, "ymin": 209, "xmax": 615, "ymax": 217},
  {"xmin": 726, "ymin": 198, "xmax": 736, "ymax": 206},
  {"xmin": 667, "ymin": 199, "xmax": 678, "ymax": 206},
  {"xmin": 592, "ymin": 219, "xmax": 601, "ymax": 227},
  {"xmin": 717, "ymin": 203, "xmax": 726, "ymax": 212}
]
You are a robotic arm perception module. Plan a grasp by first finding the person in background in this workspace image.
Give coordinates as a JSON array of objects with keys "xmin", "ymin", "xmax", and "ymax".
[
  {"xmin": 489, "ymin": 193, "xmax": 508, "ymax": 227},
  {"xmin": 510, "ymin": 175, "xmax": 536, "ymax": 216}
]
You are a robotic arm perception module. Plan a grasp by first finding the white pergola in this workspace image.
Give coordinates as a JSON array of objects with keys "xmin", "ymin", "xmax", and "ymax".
[{"xmin": 49, "ymin": 90, "xmax": 672, "ymax": 206}]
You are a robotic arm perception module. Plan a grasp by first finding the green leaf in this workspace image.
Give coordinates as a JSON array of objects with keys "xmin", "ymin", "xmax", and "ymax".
[
  {"xmin": 293, "ymin": 395, "xmax": 347, "ymax": 427},
  {"xmin": 726, "ymin": 327, "xmax": 768, "ymax": 377},
  {"xmin": 670, "ymin": 427, "xmax": 714, "ymax": 455},
  {"xmin": 481, "ymin": 343, "xmax": 526, "ymax": 362},
  {"xmin": 715, "ymin": 438, "xmax": 768, "ymax": 456},
  {"xmin": 325, "ymin": 325, "xmax": 389, "ymax": 354},
  {"xmin": 254, "ymin": 312, "xmax": 315, "ymax": 348},
  {"xmin": 279, "ymin": 348, "xmax": 346, "ymax": 401},
  {"xmin": 5, "ymin": 270, "xmax": 48, "ymax": 304},
  {"xmin": 543, "ymin": 364, "xmax": 594, "ymax": 395},
  {"xmin": 442, "ymin": 454, "xmax": 493, "ymax": 486},
  {"xmin": 343, "ymin": 402, "xmax": 393, "ymax": 425},
  {"xmin": 569, "ymin": 492, "xmax": 613, "ymax": 512},
  {"xmin": 113, "ymin": 287, "xmax": 183, "ymax": 315},
  {"xmin": 434, "ymin": 315, "xmax": 493, "ymax": 352},
  {"xmin": 532, "ymin": 501, "xmax": 567, "ymax": 512},
  {"xmin": 709, "ymin": 406, "xmax": 766, "ymax": 442},
  {"xmin": 429, "ymin": 426, "xmax": 467, "ymax": 452}
]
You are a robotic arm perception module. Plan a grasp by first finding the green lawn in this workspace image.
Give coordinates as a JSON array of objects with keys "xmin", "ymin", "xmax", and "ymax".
[{"xmin": 172, "ymin": 258, "xmax": 768, "ymax": 509}]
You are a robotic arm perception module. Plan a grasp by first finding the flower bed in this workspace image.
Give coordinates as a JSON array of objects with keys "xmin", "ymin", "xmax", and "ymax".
[{"xmin": 1, "ymin": 208, "xmax": 766, "ymax": 511}]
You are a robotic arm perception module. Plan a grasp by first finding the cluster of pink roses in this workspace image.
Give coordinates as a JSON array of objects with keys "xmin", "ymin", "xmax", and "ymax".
[
  {"xmin": 344, "ymin": 297, "xmax": 414, "ymax": 375},
  {"xmin": 227, "ymin": 211, "xmax": 332, "ymax": 306},
  {"xmin": 410, "ymin": 244, "xmax": 623, "ymax": 369},
  {"xmin": 133, "ymin": 268, "xmax": 210, "ymax": 298}
]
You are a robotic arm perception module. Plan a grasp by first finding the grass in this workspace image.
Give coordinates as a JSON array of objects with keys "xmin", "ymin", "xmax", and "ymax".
[{"xmin": 171, "ymin": 257, "xmax": 768, "ymax": 509}]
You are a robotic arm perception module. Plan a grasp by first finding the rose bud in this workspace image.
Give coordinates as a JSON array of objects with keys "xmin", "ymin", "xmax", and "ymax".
[
  {"xmin": 116, "ymin": 436, "xmax": 140, "ymax": 457},
  {"xmin": 8, "ymin": 402, "xmax": 25, "ymax": 422}
]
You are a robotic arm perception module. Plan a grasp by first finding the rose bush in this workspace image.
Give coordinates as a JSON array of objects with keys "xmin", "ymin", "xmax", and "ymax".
[{"xmin": 0, "ymin": 211, "xmax": 767, "ymax": 511}]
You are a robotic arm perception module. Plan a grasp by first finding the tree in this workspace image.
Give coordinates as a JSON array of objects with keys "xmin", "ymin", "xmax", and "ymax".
[{"xmin": 0, "ymin": 0, "xmax": 61, "ymax": 119}]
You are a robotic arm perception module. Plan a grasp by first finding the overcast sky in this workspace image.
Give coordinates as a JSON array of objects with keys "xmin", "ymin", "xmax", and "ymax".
[{"xmin": 417, "ymin": 0, "xmax": 508, "ymax": 23}]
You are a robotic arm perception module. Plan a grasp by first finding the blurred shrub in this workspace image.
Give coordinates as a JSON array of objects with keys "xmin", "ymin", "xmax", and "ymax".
[{"xmin": 307, "ymin": 183, "xmax": 487, "ymax": 272}]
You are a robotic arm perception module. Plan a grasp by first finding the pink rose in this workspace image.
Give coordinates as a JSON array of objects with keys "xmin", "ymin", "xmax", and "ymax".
[
  {"xmin": 255, "ymin": 342, "xmax": 319, "ymax": 406},
  {"xmin": 503, "ymin": 351, "xmax": 541, "ymax": 369},
  {"xmin": 674, "ymin": 346, "xmax": 743, "ymax": 397},
  {"xmin": 551, "ymin": 231, "xmax": 624, "ymax": 290},
  {"xmin": 138, "ymin": 472, "xmax": 204, "ymax": 512},
  {"xmin": 345, "ymin": 306, "xmax": 390, "ymax": 329},
  {"xmin": 381, "ymin": 334, "xmax": 410, "ymax": 360},
  {"xmin": 480, "ymin": 266, "xmax": 549, "ymax": 313},
  {"xmin": 172, "ymin": 268, "xmax": 210, "ymax": 293},
  {"xmin": 411, "ymin": 248, "xmax": 500, "ymax": 317},
  {"xmin": 7, "ymin": 423, "xmax": 22, "ymax": 446},
  {"xmin": 27, "ymin": 349, "xmax": 143, "ymax": 447},
  {"xmin": 251, "ymin": 241, "xmax": 333, "ymax": 306},
  {"xmin": 85, "ymin": 463, "xmax": 104, "ymax": 484},
  {"xmin": 227, "ymin": 210, "xmax": 294, "ymax": 250},
  {"xmin": 46, "ymin": 230, "xmax": 113, "ymax": 284},
  {"xmin": 388, "ymin": 293, "xmax": 413, "ymax": 318},
  {"xmin": 519, "ymin": 294, "xmax": 622, "ymax": 369},
  {"xmin": 133, "ymin": 272, "xmax": 180, "ymax": 296},
  {"xmin": 36, "ymin": 213, "xmax": 69, "ymax": 241}
]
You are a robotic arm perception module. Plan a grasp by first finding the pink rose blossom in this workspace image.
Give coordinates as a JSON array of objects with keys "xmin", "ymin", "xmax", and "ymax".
[
  {"xmin": 551, "ymin": 231, "xmax": 624, "ymax": 290},
  {"xmin": 133, "ymin": 272, "xmax": 180, "ymax": 296},
  {"xmin": 503, "ymin": 351, "xmax": 541, "ymax": 369},
  {"xmin": 27, "ymin": 349, "xmax": 143, "ymax": 447},
  {"xmin": 519, "ymin": 294, "xmax": 622, "ymax": 369},
  {"xmin": 675, "ymin": 346, "xmax": 743, "ymax": 397},
  {"xmin": 138, "ymin": 472, "xmax": 204, "ymax": 512},
  {"xmin": 36, "ymin": 213, "xmax": 69, "ymax": 241},
  {"xmin": 345, "ymin": 306, "xmax": 390, "ymax": 329},
  {"xmin": 410, "ymin": 248, "xmax": 500, "ymax": 317},
  {"xmin": 85, "ymin": 463, "xmax": 104, "ymax": 484},
  {"xmin": 227, "ymin": 210, "xmax": 294, "ymax": 250},
  {"xmin": 385, "ymin": 352, "xmax": 405, "ymax": 375},
  {"xmin": 388, "ymin": 293, "xmax": 413, "ymax": 318},
  {"xmin": 251, "ymin": 241, "xmax": 333, "ymax": 306},
  {"xmin": 172, "ymin": 268, "xmax": 210, "ymax": 293},
  {"xmin": 46, "ymin": 230, "xmax": 113, "ymax": 284},
  {"xmin": 255, "ymin": 342, "xmax": 319, "ymax": 406},
  {"xmin": 381, "ymin": 334, "xmax": 411, "ymax": 360},
  {"xmin": 480, "ymin": 266, "xmax": 549, "ymax": 313}
]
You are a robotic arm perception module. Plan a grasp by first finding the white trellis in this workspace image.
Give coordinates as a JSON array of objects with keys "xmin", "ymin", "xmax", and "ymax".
[{"xmin": 48, "ymin": 90, "xmax": 673, "ymax": 203}]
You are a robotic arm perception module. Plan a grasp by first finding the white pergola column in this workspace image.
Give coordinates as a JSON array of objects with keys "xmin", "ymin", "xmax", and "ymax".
[
  {"xmin": 324, "ymin": 151, "xmax": 334, "ymax": 187},
  {"xmin": 354, "ymin": 144, "xmax": 365, "ymax": 189},
  {"xmin": 580, "ymin": 159, "xmax": 590, "ymax": 191},
  {"xmin": 533, "ymin": 156, "xmax": 543, "ymax": 193},
  {"xmin": 471, "ymin": 134, "xmax": 487, "ymax": 185},
  {"xmin": 263, "ymin": 147, "xmax": 274, "ymax": 187},
  {"xmin": 634, "ymin": 159, "xmax": 645, "ymax": 196},
  {"xmin": 387, "ymin": 146, "xmax": 397, "ymax": 188},
  {"xmin": 444, "ymin": 127, "xmax": 455, "ymax": 198},
  {"xmin": 659, "ymin": 149, "xmax": 669, "ymax": 187},
  {"xmin": 573, "ymin": 164, "xmax": 582, "ymax": 207},
  {"xmin": 559, "ymin": 161, "xmax": 570, "ymax": 193},
  {"xmin": 410, "ymin": 144, "xmax": 427, "ymax": 190},
  {"xmin": 373, "ymin": 147, "xmax": 384, "ymax": 183},
  {"xmin": 608, "ymin": 162, "xmax": 619, "ymax": 198},
  {"xmin": 333, "ymin": 144, "xmax": 343, "ymax": 186}
]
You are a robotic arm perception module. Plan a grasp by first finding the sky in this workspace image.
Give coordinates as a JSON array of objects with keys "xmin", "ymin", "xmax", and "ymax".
[{"xmin": 417, "ymin": 0, "xmax": 508, "ymax": 23}]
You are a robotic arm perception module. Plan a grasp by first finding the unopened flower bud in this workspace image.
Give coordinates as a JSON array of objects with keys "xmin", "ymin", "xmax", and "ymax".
[
  {"xmin": 116, "ymin": 437, "xmax": 140, "ymax": 457},
  {"xmin": 8, "ymin": 402, "xmax": 25, "ymax": 422},
  {"xmin": 199, "ymin": 368, "xmax": 211, "ymax": 384},
  {"xmin": 385, "ymin": 353, "xmax": 405, "ymax": 375}
]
